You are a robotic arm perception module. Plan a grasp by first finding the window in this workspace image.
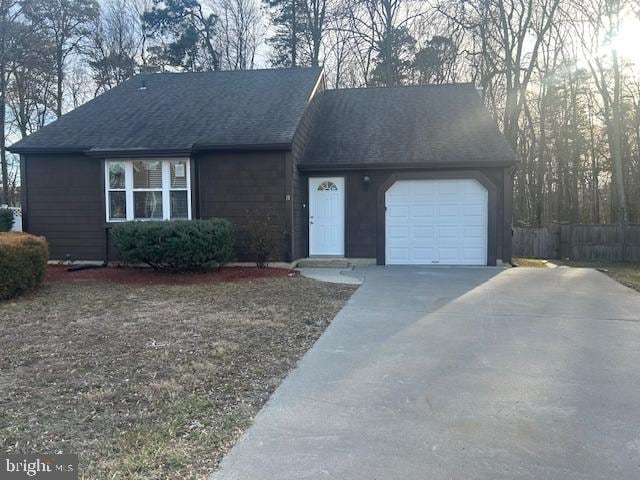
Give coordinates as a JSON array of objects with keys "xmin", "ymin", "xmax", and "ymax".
[
  {"xmin": 317, "ymin": 181, "xmax": 338, "ymax": 191},
  {"xmin": 108, "ymin": 162, "xmax": 127, "ymax": 220},
  {"xmin": 169, "ymin": 160, "xmax": 189, "ymax": 219},
  {"xmin": 105, "ymin": 158, "xmax": 191, "ymax": 221},
  {"xmin": 133, "ymin": 160, "xmax": 163, "ymax": 219}
]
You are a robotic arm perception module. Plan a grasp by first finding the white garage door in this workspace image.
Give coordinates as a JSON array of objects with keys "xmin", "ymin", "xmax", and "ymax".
[{"xmin": 385, "ymin": 179, "xmax": 488, "ymax": 265}]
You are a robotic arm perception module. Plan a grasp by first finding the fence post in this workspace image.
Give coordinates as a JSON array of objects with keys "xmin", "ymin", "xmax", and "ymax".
[
  {"xmin": 559, "ymin": 222, "xmax": 572, "ymax": 260},
  {"xmin": 620, "ymin": 221, "xmax": 626, "ymax": 262},
  {"xmin": 549, "ymin": 223, "xmax": 561, "ymax": 259}
]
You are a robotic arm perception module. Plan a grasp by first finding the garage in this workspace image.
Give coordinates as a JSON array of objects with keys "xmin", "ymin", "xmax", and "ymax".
[
  {"xmin": 299, "ymin": 84, "xmax": 516, "ymax": 265},
  {"xmin": 385, "ymin": 179, "xmax": 488, "ymax": 265}
]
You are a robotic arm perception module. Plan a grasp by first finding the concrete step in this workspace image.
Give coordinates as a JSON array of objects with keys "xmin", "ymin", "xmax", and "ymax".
[{"xmin": 295, "ymin": 258, "xmax": 352, "ymax": 268}]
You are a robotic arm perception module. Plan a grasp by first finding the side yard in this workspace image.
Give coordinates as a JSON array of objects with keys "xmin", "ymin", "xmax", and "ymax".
[
  {"xmin": 0, "ymin": 270, "xmax": 356, "ymax": 479},
  {"xmin": 560, "ymin": 261, "xmax": 640, "ymax": 292},
  {"xmin": 513, "ymin": 257, "xmax": 640, "ymax": 293}
]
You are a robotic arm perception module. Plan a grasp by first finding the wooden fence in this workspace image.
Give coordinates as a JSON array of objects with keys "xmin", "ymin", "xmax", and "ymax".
[
  {"xmin": 512, "ymin": 227, "xmax": 558, "ymax": 259},
  {"xmin": 513, "ymin": 223, "xmax": 640, "ymax": 262}
]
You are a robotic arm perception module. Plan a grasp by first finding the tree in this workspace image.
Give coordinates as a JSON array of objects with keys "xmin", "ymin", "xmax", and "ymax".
[
  {"xmin": 64, "ymin": 64, "xmax": 92, "ymax": 108},
  {"xmin": 216, "ymin": 0, "xmax": 264, "ymax": 70},
  {"xmin": 438, "ymin": 0, "xmax": 562, "ymax": 148},
  {"xmin": 323, "ymin": 11, "xmax": 356, "ymax": 86},
  {"xmin": 340, "ymin": 0, "xmax": 427, "ymax": 86},
  {"xmin": 143, "ymin": 0, "xmax": 220, "ymax": 71},
  {"xmin": 265, "ymin": 0, "xmax": 306, "ymax": 67},
  {"xmin": 7, "ymin": 28, "xmax": 55, "ymax": 137},
  {"xmin": 26, "ymin": 0, "xmax": 99, "ymax": 117},
  {"xmin": 574, "ymin": 0, "xmax": 632, "ymax": 222},
  {"xmin": 1, "ymin": 0, "xmax": 34, "ymax": 205},
  {"xmin": 131, "ymin": 0, "xmax": 153, "ymax": 69},
  {"xmin": 370, "ymin": 25, "xmax": 414, "ymax": 85},
  {"xmin": 300, "ymin": 0, "xmax": 329, "ymax": 66},
  {"xmin": 414, "ymin": 35, "xmax": 458, "ymax": 84},
  {"xmin": 87, "ymin": 0, "xmax": 140, "ymax": 93}
]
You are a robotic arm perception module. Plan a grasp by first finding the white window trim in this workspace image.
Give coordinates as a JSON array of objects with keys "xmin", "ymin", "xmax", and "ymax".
[{"xmin": 105, "ymin": 158, "xmax": 191, "ymax": 222}]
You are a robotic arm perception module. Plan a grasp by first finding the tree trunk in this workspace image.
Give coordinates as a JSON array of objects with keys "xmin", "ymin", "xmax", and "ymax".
[
  {"xmin": 0, "ymin": 69, "xmax": 8, "ymax": 206},
  {"xmin": 535, "ymin": 83, "xmax": 547, "ymax": 225},
  {"xmin": 55, "ymin": 44, "xmax": 63, "ymax": 117},
  {"xmin": 382, "ymin": 0, "xmax": 394, "ymax": 86},
  {"xmin": 291, "ymin": 0, "xmax": 297, "ymax": 67},
  {"xmin": 587, "ymin": 97, "xmax": 600, "ymax": 223},
  {"xmin": 569, "ymin": 74, "xmax": 580, "ymax": 223},
  {"xmin": 0, "ymin": 2, "xmax": 8, "ymax": 206},
  {"xmin": 610, "ymin": 47, "xmax": 627, "ymax": 223}
]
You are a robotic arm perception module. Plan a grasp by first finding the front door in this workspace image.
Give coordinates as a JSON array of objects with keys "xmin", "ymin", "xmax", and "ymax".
[{"xmin": 309, "ymin": 177, "xmax": 345, "ymax": 256}]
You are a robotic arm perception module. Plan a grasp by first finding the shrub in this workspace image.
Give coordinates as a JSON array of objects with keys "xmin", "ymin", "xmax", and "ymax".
[
  {"xmin": 248, "ymin": 216, "xmax": 277, "ymax": 268},
  {"xmin": 112, "ymin": 219, "xmax": 234, "ymax": 272},
  {"xmin": 0, "ymin": 208, "xmax": 14, "ymax": 232},
  {"xmin": 0, "ymin": 232, "xmax": 48, "ymax": 300}
]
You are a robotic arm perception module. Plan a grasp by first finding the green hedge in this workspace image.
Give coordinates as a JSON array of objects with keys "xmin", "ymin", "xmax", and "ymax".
[
  {"xmin": 0, "ymin": 208, "xmax": 14, "ymax": 232},
  {"xmin": 0, "ymin": 232, "xmax": 49, "ymax": 301},
  {"xmin": 112, "ymin": 219, "xmax": 234, "ymax": 271}
]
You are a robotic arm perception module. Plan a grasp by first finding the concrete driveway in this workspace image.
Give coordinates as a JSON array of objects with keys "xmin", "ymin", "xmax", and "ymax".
[{"xmin": 213, "ymin": 267, "xmax": 640, "ymax": 480}]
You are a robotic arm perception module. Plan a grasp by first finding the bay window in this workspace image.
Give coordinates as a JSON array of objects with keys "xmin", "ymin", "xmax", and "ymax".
[{"xmin": 105, "ymin": 158, "xmax": 191, "ymax": 221}]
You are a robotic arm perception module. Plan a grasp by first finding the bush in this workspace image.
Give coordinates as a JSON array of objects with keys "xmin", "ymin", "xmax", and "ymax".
[
  {"xmin": 112, "ymin": 219, "xmax": 234, "ymax": 272},
  {"xmin": 0, "ymin": 232, "xmax": 48, "ymax": 300},
  {"xmin": 0, "ymin": 208, "xmax": 14, "ymax": 232},
  {"xmin": 248, "ymin": 217, "xmax": 277, "ymax": 268}
]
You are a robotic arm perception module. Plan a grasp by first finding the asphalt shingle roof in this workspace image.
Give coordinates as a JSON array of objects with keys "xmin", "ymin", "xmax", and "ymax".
[
  {"xmin": 301, "ymin": 84, "xmax": 516, "ymax": 167},
  {"xmin": 9, "ymin": 67, "xmax": 323, "ymax": 154}
]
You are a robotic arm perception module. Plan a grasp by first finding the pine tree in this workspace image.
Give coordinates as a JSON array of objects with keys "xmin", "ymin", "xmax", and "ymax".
[
  {"xmin": 264, "ymin": 0, "xmax": 306, "ymax": 67},
  {"xmin": 143, "ymin": 0, "xmax": 220, "ymax": 71}
]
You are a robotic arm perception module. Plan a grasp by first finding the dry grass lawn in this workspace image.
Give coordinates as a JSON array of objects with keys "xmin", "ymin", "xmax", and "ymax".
[
  {"xmin": 0, "ymin": 275, "xmax": 356, "ymax": 479},
  {"xmin": 560, "ymin": 261, "xmax": 640, "ymax": 292},
  {"xmin": 513, "ymin": 257, "xmax": 640, "ymax": 292},
  {"xmin": 512, "ymin": 257, "xmax": 551, "ymax": 268}
]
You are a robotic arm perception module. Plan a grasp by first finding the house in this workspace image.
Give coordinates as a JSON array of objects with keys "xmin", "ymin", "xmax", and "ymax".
[{"xmin": 8, "ymin": 67, "xmax": 516, "ymax": 266}]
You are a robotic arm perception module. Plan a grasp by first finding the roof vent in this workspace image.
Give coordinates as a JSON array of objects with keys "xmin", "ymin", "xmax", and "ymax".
[{"xmin": 138, "ymin": 80, "xmax": 147, "ymax": 91}]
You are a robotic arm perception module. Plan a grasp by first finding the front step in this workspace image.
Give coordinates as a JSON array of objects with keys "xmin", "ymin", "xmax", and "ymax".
[{"xmin": 295, "ymin": 258, "xmax": 352, "ymax": 269}]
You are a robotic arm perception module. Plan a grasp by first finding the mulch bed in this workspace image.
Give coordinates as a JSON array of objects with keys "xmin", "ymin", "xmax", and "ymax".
[{"xmin": 46, "ymin": 265, "xmax": 298, "ymax": 285}]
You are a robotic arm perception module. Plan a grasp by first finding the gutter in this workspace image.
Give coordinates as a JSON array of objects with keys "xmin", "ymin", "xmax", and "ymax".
[
  {"xmin": 9, "ymin": 143, "xmax": 293, "ymax": 157},
  {"xmin": 7, "ymin": 146, "xmax": 91, "ymax": 154},
  {"xmin": 298, "ymin": 160, "xmax": 518, "ymax": 172}
]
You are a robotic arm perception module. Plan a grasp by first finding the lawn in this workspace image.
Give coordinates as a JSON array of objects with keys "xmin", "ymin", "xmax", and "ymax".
[
  {"xmin": 513, "ymin": 257, "xmax": 640, "ymax": 293},
  {"xmin": 0, "ymin": 268, "xmax": 356, "ymax": 479},
  {"xmin": 512, "ymin": 257, "xmax": 551, "ymax": 268},
  {"xmin": 560, "ymin": 261, "xmax": 640, "ymax": 293}
]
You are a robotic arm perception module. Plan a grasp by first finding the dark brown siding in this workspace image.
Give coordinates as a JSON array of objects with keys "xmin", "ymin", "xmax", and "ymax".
[
  {"xmin": 23, "ymin": 151, "xmax": 512, "ymax": 265},
  {"xmin": 297, "ymin": 170, "xmax": 390, "ymax": 259},
  {"xmin": 290, "ymin": 78, "xmax": 325, "ymax": 260},
  {"xmin": 296, "ymin": 167, "xmax": 512, "ymax": 265},
  {"xmin": 24, "ymin": 154, "xmax": 106, "ymax": 260},
  {"xmin": 502, "ymin": 168, "xmax": 514, "ymax": 262},
  {"xmin": 290, "ymin": 157, "xmax": 305, "ymax": 260},
  {"xmin": 196, "ymin": 151, "xmax": 288, "ymax": 262}
]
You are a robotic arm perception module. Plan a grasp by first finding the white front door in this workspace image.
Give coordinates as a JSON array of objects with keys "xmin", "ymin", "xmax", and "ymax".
[
  {"xmin": 309, "ymin": 177, "xmax": 345, "ymax": 256},
  {"xmin": 385, "ymin": 179, "xmax": 488, "ymax": 265}
]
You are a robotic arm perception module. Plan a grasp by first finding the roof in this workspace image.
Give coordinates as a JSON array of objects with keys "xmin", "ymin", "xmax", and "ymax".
[
  {"xmin": 300, "ymin": 84, "xmax": 516, "ymax": 169},
  {"xmin": 9, "ymin": 67, "xmax": 323, "ymax": 155}
]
